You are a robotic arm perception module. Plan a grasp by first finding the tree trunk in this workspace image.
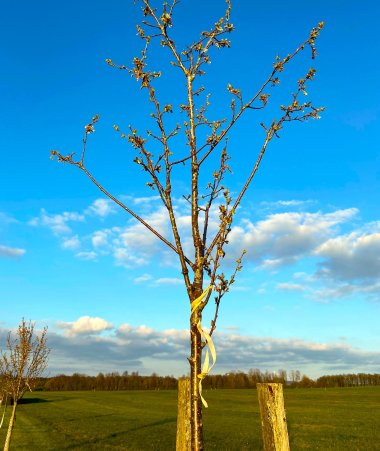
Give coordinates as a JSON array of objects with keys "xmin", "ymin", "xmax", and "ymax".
[
  {"xmin": 176, "ymin": 378, "xmax": 191, "ymax": 450},
  {"xmin": 190, "ymin": 310, "xmax": 203, "ymax": 450},
  {"xmin": 0, "ymin": 394, "xmax": 8, "ymax": 430},
  {"xmin": 4, "ymin": 400, "xmax": 17, "ymax": 451}
]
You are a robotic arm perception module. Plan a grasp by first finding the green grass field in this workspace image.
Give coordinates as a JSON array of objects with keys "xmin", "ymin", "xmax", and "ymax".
[{"xmin": 2, "ymin": 387, "xmax": 380, "ymax": 450}]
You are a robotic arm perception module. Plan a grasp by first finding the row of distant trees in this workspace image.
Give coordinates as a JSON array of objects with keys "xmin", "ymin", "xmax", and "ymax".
[
  {"xmin": 40, "ymin": 371, "xmax": 178, "ymax": 391},
  {"xmin": 34, "ymin": 369, "xmax": 380, "ymax": 391}
]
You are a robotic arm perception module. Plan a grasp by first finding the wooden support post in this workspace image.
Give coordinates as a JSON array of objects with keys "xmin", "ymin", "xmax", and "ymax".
[
  {"xmin": 176, "ymin": 377, "xmax": 191, "ymax": 451},
  {"xmin": 257, "ymin": 383, "xmax": 290, "ymax": 451}
]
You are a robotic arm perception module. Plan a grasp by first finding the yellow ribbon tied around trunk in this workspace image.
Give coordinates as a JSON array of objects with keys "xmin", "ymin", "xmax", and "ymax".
[{"xmin": 191, "ymin": 285, "xmax": 216, "ymax": 408}]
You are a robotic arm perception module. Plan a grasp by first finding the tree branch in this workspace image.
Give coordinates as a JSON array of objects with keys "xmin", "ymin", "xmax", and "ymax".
[{"xmin": 50, "ymin": 151, "xmax": 195, "ymax": 269}]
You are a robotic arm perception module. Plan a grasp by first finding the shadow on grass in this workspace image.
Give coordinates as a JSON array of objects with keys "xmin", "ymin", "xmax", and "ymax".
[
  {"xmin": 19, "ymin": 397, "xmax": 51, "ymax": 404},
  {"xmin": 63, "ymin": 417, "xmax": 176, "ymax": 450},
  {"xmin": 128, "ymin": 417, "xmax": 176, "ymax": 432}
]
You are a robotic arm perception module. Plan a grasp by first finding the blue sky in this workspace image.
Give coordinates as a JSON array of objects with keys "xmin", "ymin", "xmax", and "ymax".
[{"xmin": 1, "ymin": 0, "xmax": 380, "ymax": 378}]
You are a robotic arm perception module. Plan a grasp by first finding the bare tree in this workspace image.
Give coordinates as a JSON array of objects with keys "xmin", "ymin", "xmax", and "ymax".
[
  {"xmin": 51, "ymin": 1, "xmax": 324, "ymax": 448},
  {"xmin": 0, "ymin": 379, "xmax": 7, "ymax": 431},
  {"xmin": 0, "ymin": 319, "xmax": 50, "ymax": 451}
]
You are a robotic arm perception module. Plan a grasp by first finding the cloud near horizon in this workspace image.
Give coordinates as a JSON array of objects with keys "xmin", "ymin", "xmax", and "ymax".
[
  {"xmin": 2, "ymin": 317, "xmax": 378, "ymax": 378},
  {"xmin": 57, "ymin": 316, "xmax": 114, "ymax": 336}
]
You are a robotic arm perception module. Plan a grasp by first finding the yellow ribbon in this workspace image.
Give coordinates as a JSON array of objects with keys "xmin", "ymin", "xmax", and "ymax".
[{"xmin": 191, "ymin": 286, "xmax": 216, "ymax": 408}]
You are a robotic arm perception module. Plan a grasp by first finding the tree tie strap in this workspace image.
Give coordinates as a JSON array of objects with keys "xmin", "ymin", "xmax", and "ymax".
[{"xmin": 191, "ymin": 286, "xmax": 216, "ymax": 408}]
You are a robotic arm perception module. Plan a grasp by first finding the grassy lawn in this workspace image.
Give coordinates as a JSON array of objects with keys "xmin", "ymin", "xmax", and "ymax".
[{"xmin": 1, "ymin": 387, "xmax": 380, "ymax": 450}]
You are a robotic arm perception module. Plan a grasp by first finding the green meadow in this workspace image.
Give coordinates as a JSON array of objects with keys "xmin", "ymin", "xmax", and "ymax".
[{"xmin": 2, "ymin": 387, "xmax": 380, "ymax": 450}]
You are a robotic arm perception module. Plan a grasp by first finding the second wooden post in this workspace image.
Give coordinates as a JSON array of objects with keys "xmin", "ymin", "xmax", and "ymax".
[{"xmin": 257, "ymin": 383, "xmax": 290, "ymax": 451}]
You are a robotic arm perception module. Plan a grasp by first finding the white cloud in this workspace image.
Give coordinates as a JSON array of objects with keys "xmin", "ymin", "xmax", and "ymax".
[
  {"xmin": 276, "ymin": 283, "xmax": 304, "ymax": 292},
  {"xmin": 29, "ymin": 208, "xmax": 84, "ymax": 235},
  {"xmin": 316, "ymin": 231, "xmax": 380, "ymax": 281},
  {"xmin": 310, "ymin": 281, "xmax": 380, "ymax": 302},
  {"xmin": 118, "ymin": 324, "xmax": 155, "ymax": 337},
  {"xmin": 92, "ymin": 230, "xmax": 110, "ymax": 248},
  {"xmin": 85, "ymin": 199, "xmax": 116, "ymax": 218},
  {"xmin": 134, "ymin": 275, "xmax": 184, "ymax": 287},
  {"xmin": 293, "ymin": 271, "xmax": 311, "ymax": 280},
  {"xmin": 121, "ymin": 195, "xmax": 161, "ymax": 205},
  {"xmin": 0, "ymin": 244, "xmax": 26, "ymax": 258},
  {"xmin": 35, "ymin": 201, "xmax": 175, "ymax": 268},
  {"xmin": 119, "ymin": 207, "xmax": 169, "ymax": 249},
  {"xmin": 58, "ymin": 316, "xmax": 114, "ymax": 336},
  {"xmin": 228, "ymin": 208, "xmax": 358, "ymax": 268},
  {"xmin": 61, "ymin": 235, "xmax": 80, "ymax": 250},
  {"xmin": 260, "ymin": 199, "xmax": 316, "ymax": 209},
  {"xmin": 133, "ymin": 273, "xmax": 153, "ymax": 284},
  {"xmin": 154, "ymin": 277, "xmax": 183, "ymax": 286},
  {"xmin": 113, "ymin": 248, "xmax": 147, "ymax": 267},
  {"xmin": 110, "ymin": 206, "xmax": 172, "ymax": 268},
  {"xmin": 75, "ymin": 251, "xmax": 97, "ymax": 261},
  {"xmin": 133, "ymin": 196, "xmax": 161, "ymax": 205}
]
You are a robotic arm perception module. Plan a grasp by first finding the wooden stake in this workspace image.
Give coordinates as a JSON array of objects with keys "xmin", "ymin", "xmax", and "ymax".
[
  {"xmin": 257, "ymin": 383, "xmax": 290, "ymax": 451},
  {"xmin": 176, "ymin": 377, "xmax": 191, "ymax": 451}
]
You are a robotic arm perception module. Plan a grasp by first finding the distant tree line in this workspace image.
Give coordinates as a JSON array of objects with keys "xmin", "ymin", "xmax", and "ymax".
[
  {"xmin": 38, "ymin": 371, "xmax": 177, "ymax": 391},
  {"xmin": 315, "ymin": 373, "xmax": 380, "ymax": 388},
  {"xmin": 31, "ymin": 370, "xmax": 380, "ymax": 391}
]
